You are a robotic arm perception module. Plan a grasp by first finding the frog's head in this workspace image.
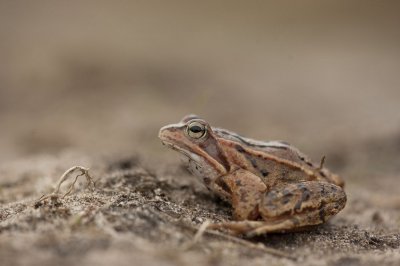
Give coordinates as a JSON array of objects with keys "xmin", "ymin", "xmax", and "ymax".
[{"xmin": 159, "ymin": 115, "xmax": 230, "ymax": 188}]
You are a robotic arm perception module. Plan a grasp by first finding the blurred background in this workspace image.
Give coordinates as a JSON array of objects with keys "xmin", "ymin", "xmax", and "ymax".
[{"xmin": 1, "ymin": 0, "xmax": 400, "ymax": 168}]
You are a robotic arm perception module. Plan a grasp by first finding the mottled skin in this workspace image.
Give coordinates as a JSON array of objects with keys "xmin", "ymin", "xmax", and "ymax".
[{"xmin": 159, "ymin": 115, "xmax": 346, "ymax": 236}]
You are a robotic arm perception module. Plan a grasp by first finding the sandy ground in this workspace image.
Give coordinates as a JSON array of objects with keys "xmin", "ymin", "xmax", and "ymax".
[
  {"xmin": 1, "ymin": 1, "xmax": 400, "ymax": 265},
  {"xmin": 1, "ymin": 136, "xmax": 400, "ymax": 266}
]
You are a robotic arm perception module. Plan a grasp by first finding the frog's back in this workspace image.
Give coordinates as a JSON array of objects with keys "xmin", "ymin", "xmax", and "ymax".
[
  {"xmin": 214, "ymin": 128, "xmax": 311, "ymax": 164},
  {"xmin": 213, "ymin": 128, "xmax": 344, "ymax": 188}
]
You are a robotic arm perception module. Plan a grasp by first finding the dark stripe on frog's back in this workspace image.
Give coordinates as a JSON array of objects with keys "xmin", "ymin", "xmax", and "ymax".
[
  {"xmin": 214, "ymin": 129, "xmax": 307, "ymax": 165},
  {"xmin": 214, "ymin": 129, "xmax": 289, "ymax": 151}
]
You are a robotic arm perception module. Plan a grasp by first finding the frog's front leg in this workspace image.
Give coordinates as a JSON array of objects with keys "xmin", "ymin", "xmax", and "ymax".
[{"xmin": 215, "ymin": 169, "xmax": 267, "ymax": 220}]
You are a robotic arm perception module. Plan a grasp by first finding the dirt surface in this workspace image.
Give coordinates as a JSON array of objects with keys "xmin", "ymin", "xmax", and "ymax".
[
  {"xmin": 1, "ymin": 136, "xmax": 400, "ymax": 266},
  {"xmin": 1, "ymin": 1, "xmax": 400, "ymax": 266}
]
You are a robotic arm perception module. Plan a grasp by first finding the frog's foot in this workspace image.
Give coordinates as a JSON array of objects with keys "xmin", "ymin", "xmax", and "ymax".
[
  {"xmin": 243, "ymin": 214, "xmax": 318, "ymax": 237},
  {"xmin": 207, "ymin": 219, "xmax": 300, "ymax": 237},
  {"xmin": 207, "ymin": 221, "xmax": 265, "ymax": 236}
]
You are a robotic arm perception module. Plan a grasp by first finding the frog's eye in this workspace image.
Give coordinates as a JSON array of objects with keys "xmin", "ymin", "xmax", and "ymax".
[{"xmin": 187, "ymin": 121, "xmax": 207, "ymax": 139}]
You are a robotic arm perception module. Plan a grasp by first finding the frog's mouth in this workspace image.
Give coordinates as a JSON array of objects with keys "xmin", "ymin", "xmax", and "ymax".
[{"xmin": 160, "ymin": 140, "xmax": 201, "ymax": 163}]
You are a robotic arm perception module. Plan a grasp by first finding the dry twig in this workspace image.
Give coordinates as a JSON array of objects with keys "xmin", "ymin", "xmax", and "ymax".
[{"xmin": 35, "ymin": 166, "xmax": 95, "ymax": 205}]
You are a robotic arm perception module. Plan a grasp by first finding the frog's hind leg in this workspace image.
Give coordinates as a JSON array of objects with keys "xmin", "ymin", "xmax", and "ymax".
[
  {"xmin": 208, "ymin": 181, "xmax": 346, "ymax": 237},
  {"xmin": 246, "ymin": 181, "xmax": 346, "ymax": 237}
]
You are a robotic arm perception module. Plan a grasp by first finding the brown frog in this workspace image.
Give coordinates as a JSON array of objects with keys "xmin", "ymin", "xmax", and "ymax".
[{"xmin": 159, "ymin": 115, "xmax": 346, "ymax": 236}]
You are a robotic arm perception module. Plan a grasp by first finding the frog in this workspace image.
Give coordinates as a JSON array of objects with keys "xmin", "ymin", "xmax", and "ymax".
[{"xmin": 158, "ymin": 115, "xmax": 346, "ymax": 236}]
